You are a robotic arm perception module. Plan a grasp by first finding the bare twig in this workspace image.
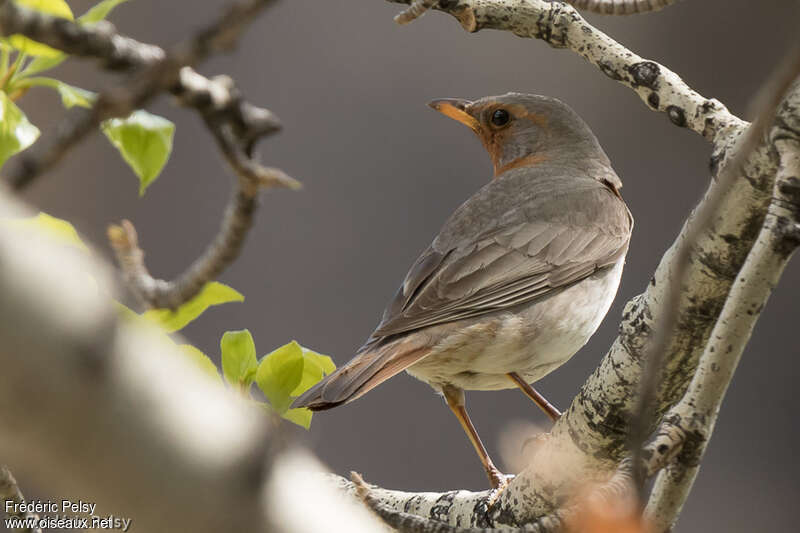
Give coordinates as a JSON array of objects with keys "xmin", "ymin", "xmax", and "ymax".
[
  {"xmin": 0, "ymin": 0, "xmax": 277, "ymax": 190},
  {"xmin": 0, "ymin": 466, "xmax": 42, "ymax": 533},
  {"xmin": 0, "ymin": 0, "xmax": 301, "ymax": 309},
  {"xmin": 108, "ymin": 72, "xmax": 299, "ymax": 310},
  {"xmin": 564, "ymin": 0, "xmax": 681, "ymax": 15}
]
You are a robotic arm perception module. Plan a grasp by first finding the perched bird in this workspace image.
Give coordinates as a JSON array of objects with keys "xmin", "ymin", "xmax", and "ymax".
[{"xmin": 294, "ymin": 93, "xmax": 633, "ymax": 490}]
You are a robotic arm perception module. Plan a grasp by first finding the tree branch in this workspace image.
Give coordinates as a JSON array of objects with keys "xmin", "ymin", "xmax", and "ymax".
[
  {"xmin": 0, "ymin": 0, "xmax": 302, "ymax": 309},
  {"xmin": 627, "ymin": 48, "xmax": 800, "ymax": 498},
  {"xmin": 107, "ymin": 71, "xmax": 300, "ymax": 310},
  {"xmin": 642, "ymin": 84, "xmax": 800, "ymax": 531},
  {"xmin": 388, "ymin": 0, "xmax": 744, "ymax": 140}
]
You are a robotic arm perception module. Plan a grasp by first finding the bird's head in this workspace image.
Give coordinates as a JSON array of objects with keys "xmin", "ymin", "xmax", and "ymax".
[{"xmin": 428, "ymin": 93, "xmax": 615, "ymax": 184}]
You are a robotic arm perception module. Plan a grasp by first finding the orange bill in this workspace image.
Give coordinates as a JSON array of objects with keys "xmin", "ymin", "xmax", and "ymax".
[{"xmin": 428, "ymin": 98, "xmax": 479, "ymax": 131}]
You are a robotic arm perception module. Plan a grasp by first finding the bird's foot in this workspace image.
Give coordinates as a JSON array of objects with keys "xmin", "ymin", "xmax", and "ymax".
[{"xmin": 487, "ymin": 472, "xmax": 515, "ymax": 508}]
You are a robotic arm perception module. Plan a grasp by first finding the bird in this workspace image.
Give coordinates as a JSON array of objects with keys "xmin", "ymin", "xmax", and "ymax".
[{"xmin": 294, "ymin": 93, "xmax": 633, "ymax": 491}]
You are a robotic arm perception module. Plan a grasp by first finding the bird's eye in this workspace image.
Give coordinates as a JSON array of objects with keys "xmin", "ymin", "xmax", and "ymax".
[{"xmin": 491, "ymin": 109, "xmax": 510, "ymax": 127}]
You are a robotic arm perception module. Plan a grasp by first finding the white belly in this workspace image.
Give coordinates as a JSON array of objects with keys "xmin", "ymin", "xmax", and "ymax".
[{"xmin": 405, "ymin": 259, "xmax": 624, "ymax": 391}]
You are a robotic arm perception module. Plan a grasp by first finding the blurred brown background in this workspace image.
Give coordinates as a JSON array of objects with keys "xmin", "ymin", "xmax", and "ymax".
[{"xmin": 11, "ymin": 0, "xmax": 799, "ymax": 531}]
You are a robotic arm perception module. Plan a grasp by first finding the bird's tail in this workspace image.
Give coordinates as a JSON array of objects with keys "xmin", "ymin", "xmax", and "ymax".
[{"xmin": 292, "ymin": 338, "xmax": 430, "ymax": 411}]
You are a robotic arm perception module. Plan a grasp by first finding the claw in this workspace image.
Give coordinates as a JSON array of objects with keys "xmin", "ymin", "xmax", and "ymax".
[{"xmin": 487, "ymin": 473, "xmax": 515, "ymax": 508}]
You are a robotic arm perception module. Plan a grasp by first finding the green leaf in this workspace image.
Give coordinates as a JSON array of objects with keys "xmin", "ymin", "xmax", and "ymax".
[
  {"xmin": 78, "ymin": 0, "xmax": 129, "ymax": 24},
  {"xmin": 1, "ymin": 212, "xmax": 88, "ymax": 250},
  {"xmin": 16, "ymin": 76, "xmax": 96, "ymax": 108},
  {"xmin": 179, "ymin": 344, "xmax": 222, "ymax": 382},
  {"xmin": 256, "ymin": 341, "xmax": 305, "ymax": 414},
  {"xmin": 101, "ymin": 110, "xmax": 175, "ymax": 195},
  {"xmin": 141, "ymin": 281, "xmax": 243, "ymax": 333},
  {"xmin": 0, "ymin": 91, "xmax": 40, "ymax": 169},
  {"xmin": 281, "ymin": 407, "xmax": 313, "ymax": 429},
  {"xmin": 220, "ymin": 329, "xmax": 258, "ymax": 387},
  {"xmin": 8, "ymin": 0, "xmax": 75, "ymax": 58},
  {"xmin": 290, "ymin": 347, "xmax": 336, "ymax": 396},
  {"xmin": 55, "ymin": 81, "xmax": 95, "ymax": 108}
]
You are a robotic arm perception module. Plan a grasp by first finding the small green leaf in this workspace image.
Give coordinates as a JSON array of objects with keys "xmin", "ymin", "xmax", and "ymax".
[
  {"xmin": 78, "ymin": 0, "xmax": 129, "ymax": 24},
  {"xmin": 8, "ymin": 0, "xmax": 75, "ymax": 58},
  {"xmin": 101, "ymin": 110, "xmax": 175, "ymax": 195},
  {"xmin": 256, "ymin": 341, "xmax": 305, "ymax": 414},
  {"xmin": 291, "ymin": 347, "xmax": 336, "ymax": 396},
  {"xmin": 56, "ymin": 82, "xmax": 95, "ymax": 108},
  {"xmin": 0, "ymin": 91, "xmax": 40, "ymax": 169},
  {"xmin": 1, "ymin": 212, "xmax": 87, "ymax": 250},
  {"xmin": 16, "ymin": 76, "xmax": 96, "ymax": 108},
  {"xmin": 282, "ymin": 407, "xmax": 313, "ymax": 429},
  {"xmin": 179, "ymin": 344, "xmax": 222, "ymax": 382},
  {"xmin": 221, "ymin": 329, "xmax": 258, "ymax": 387},
  {"xmin": 141, "ymin": 281, "xmax": 243, "ymax": 332}
]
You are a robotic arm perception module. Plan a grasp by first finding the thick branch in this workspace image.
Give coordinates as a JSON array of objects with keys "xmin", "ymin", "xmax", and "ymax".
[
  {"xmin": 0, "ymin": 192, "xmax": 387, "ymax": 533},
  {"xmin": 643, "ymin": 95, "xmax": 800, "ymax": 531}
]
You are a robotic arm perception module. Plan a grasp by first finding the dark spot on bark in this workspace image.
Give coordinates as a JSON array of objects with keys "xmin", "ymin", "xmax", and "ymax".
[
  {"xmin": 429, "ymin": 491, "xmax": 457, "ymax": 522},
  {"xmin": 701, "ymin": 100, "xmax": 717, "ymax": 114},
  {"xmin": 647, "ymin": 92, "xmax": 660, "ymax": 109},
  {"xmin": 494, "ymin": 503, "xmax": 518, "ymax": 527},
  {"xmin": 667, "ymin": 105, "xmax": 687, "ymax": 128},
  {"xmin": 598, "ymin": 60, "xmax": 623, "ymax": 81},
  {"xmin": 721, "ymin": 233, "xmax": 738, "ymax": 244},
  {"xmin": 472, "ymin": 498, "xmax": 493, "ymax": 528},
  {"xmin": 711, "ymin": 362, "xmax": 720, "ymax": 372},
  {"xmin": 709, "ymin": 149, "xmax": 725, "ymax": 176},
  {"xmin": 657, "ymin": 444, "xmax": 669, "ymax": 454},
  {"xmin": 649, "ymin": 276, "xmax": 656, "ymax": 287},
  {"xmin": 627, "ymin": 61, "xmax": 660, "ymax": 89},
  {"xmin": 779, "ymin": 176, "xmax": 800, "ymax": 205}
]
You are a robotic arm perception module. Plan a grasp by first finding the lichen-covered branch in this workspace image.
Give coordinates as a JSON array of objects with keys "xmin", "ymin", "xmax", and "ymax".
[
  {"xmin": 642, "ymin": 91, "xmax": 800, "ymax": 532},
  {"xmin": 627, "ymin": 51, "xmax": 800, "ymax": 496},
  {"xmin": 388, "ymin": 0, "xmax": 744, "ymax": 140},
  {"xmin": 0, "ymin": 466, "xmax": 42, "ymax": 533}
]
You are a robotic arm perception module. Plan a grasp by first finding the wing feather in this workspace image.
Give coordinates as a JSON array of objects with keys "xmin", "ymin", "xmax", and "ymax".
[{"xmin": 367, "ymin": 170, "xmax": 632, "ymax": 343}]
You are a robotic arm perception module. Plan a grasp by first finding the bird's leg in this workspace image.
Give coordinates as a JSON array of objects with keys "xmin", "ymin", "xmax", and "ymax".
[
  {"xmin": 507, "ymin": 372, "xmax": 562, "ymax": 422},
  {"xmin": 442, "ymin": 385, "xmax": 507, "ymax": 490}
]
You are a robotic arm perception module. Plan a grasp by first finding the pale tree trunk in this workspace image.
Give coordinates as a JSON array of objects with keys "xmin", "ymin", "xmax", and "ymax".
[{"xmin": 0, "ymin": 0, "xmax": 798, "ymax": 532}]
